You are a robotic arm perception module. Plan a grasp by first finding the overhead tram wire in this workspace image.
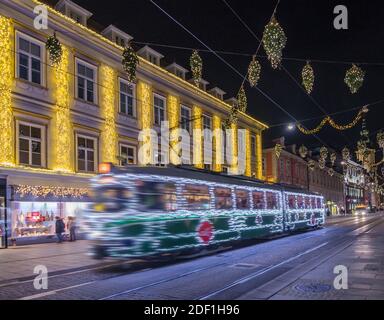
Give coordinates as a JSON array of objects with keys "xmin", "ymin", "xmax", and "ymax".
[
  {"xmin": 149, "ymin": 0, "xmax": 332, "ymax": 149},
  {"xmin": 221, "ymin": 0, "xmax": 353, "ymax": 146}
]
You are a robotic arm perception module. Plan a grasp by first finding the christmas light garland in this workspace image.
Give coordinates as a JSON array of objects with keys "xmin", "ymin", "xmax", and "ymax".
[
  {"xmin": 299, "ymin": 145, "xmax": 308, "ymax": 158},
  {"xmin": 14, "ymin": 185, "xmax": 90, "ymax": 198},
  {"xmin": 237, "ymin": 85, "xmax": 247, "ymax": 112},
  {"xmin": 342, "ymin": 147, "xmax": 350, "ymax": 161},
  {"xmin": 248, "ymin": 56, "xmax": 261, "ymax": 87},
  {"xmin": 345, "ymin": 64, "xmax": 365, "ymax": 94},
  {"xmin": 46, "ymin": 32, "xmax": 63, "ymax": 66},
  {"xmin": 301, "ymin": 61, "xmax": 314, "ymax": 94},
  {"xmin": 122, "ymin": 44, "xmax": 139, "ymax": 83},
  {"xmin": 262, "ymin": 15, "xmax": 287, "ymax": 69},
  {"xmin": 190, "ymin": 50, "xmax": 203, "ymax": 87}
]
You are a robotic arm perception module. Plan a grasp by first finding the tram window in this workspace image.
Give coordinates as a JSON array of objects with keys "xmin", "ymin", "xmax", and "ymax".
[
  {"xmin": 311, "ymin": 197, "xmax": 316, "ymax": 208},
  {"xmin": 252, "ymin": 191, "xmax": 265, "ymax": 210},
  {"xmin": 288, "ymin": 195, "xmax": 296, "ymax": 209},
  {"xmin": 297, "ymin": 196, "xmax": 305, "ymax": 209},
  {"xmin": 182, "ymin": 184, "xmax": 210, "ymax": 210},
  {"xmin": 305, "ymin": 196, "xmax": 311, "ymax": 209},
  {"xmin": 266, "ymin": 192, "xmax": 279, "ymax": 210},
  {"xmin": 214, "ymin": 187, "xmax": 233, "ymax": 210},
  {"xmin": 316, "ymin": 198, "xmax": 322, "ymax": 209},
  {"xmin": 236, "ymin": 189, "xmax": 250, "ymax": 210},
  {"xmin": 136, "ymin": 181, "xmax": 177, "ymax": 211}
]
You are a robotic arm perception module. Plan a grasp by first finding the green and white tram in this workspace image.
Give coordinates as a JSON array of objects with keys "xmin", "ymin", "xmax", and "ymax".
[{"xmin": 85, "ymin": 164, "xmax": 325, "ymax": 259}]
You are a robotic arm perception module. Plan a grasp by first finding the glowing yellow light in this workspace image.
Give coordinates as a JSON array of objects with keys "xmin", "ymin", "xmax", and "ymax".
[
  {"xmin": 52, "ymin": 45, "xmax": 73, "ymax": 172},
  {"xmin": 256, "ymin": 132, "xmax": 263, "ymax": 180},
  {"xmin": 168, "ymin": 94, "xmax": 180, "ymax": 165},
  {"xmin": 229, "ymin": 123, "xmax": 238, "ymax": 175},
  {"xmin": 14, "ymin": 185, "xmax": 89, "ymax": 198},
  {"xmin": 193, "ymin": 105, "xmax": 203, "ymax": 169},
  {"xmin": 213, "ymin": 115, "xmax": 222, "ymax": 172},
  {"xmin": 0, "ymin": 16, "xmax": 14, "ymax": 166},
  {"xmin": 138, "ymin": 81, "xmax": 152, "ymax": 165},
  {"xmin": 100, "ymin": 65, "xmax": 117, "ymax": 164},
  {"xmin": 245, "ymin": 129, "xmax": 251, "ymax": 177}
]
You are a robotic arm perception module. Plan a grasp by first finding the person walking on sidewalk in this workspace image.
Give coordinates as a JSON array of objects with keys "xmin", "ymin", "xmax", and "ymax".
[
  {"xmin": 55, "ymin": 216, "xmax": 65, "ymax": 243},
  {"xmin": 67, "ymin": 216, "xmax": 77, "ymax": 242}
]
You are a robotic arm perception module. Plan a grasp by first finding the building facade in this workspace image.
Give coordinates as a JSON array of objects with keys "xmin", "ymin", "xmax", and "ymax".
[
  {"xmin": 0, "ymin": 0, "xmax": 267, "ymax": 246},
  {"xmin": 343, "ymin": 160, "xmax": 367, "ymax": 213}
]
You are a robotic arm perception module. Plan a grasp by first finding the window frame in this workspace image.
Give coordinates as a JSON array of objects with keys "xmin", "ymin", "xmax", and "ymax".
[
  {"xmin": 118, "ymin": 78, "xmax": 136, "ymax": 117},
  {"xmin": 15, "ymin": 31, "xmax": 45, "ymax": 86},
  {"xmin": 153, "ymin": 93, "xmax": 166, "ymax": 126},
  {"xmin": 119, "ymin": 143, "xmax": 137, "ymax": 166},
  {"xmin": 75, "ymin": 58, "xmax": 98, "ymax": 104},
  {"xmin": 180, "ymin": 105, "xmax": 191, "ymax": 133},
  {"xmin": 16, "ymin": 120, "xmax": 46, "ymax": 168},
  {"xmin": 75, "ymin": 133, "xmax": 98, "ymax": 173}
]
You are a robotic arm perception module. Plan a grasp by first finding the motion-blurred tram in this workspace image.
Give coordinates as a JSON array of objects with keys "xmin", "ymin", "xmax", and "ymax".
[{"xmin": 85, "ymin": 164, "xmax": 325, "ymax": 259}]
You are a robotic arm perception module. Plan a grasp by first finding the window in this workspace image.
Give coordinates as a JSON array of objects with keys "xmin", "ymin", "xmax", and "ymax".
[
  {"xmin": 115, "ymin": 36, "xmax": 125, "ymax": 47},
  {"xmin": 297, "ymin": 196, "xmax": 305, "ymax": 209},
  {"xmin": 119, "ymin": 79, "xmax": 135, "ymax": 116},
  {"xmin": 136, "ymin": 182, "xmax": 176, "ymax": 211},
  {"xmin": 148, "ymin": 54, "xmax": 158, "ymax": 65},
  {"xmin": 203, "ymin": 115, "xmax": 212, "ymax": 130},
  {"xmin": 77, "ymin": 135, "xmax": 97, "ymax": 173},
  {"xmin": 17, "ymin": 122, "xmax": 45, "ymax": 167},
  {"xmin": 253, "ymin": 191, "xmax": 265, "ymax": 209},
  {"xmin": 262, "ymin": 157, "xmax": 266, "ymax": 176},
  {"xmin": 214, "ymin": 187, "xmax": 233, "ymax": 210},
  {"xmin": 266, "ymin": 192, "xmax": 279, "ymax": 210},
  {"xmin": 17, "ymin": 33, "xmax": 43, "ymax": 85},
  {"xmin": 120, "ymin": 145, "xmax": 136, "ymax": 166},
  {"xmin": 286, "ymin": 159, "xmax": 291, "ymax": 176},
  {"xmin": 180, "ymin": 106, "xmax": 191, "ymax": 133},
  {"xmin": 175, "ymin": 69, "xmax": 184, "ymax": 79},
  {"xmin": 154, "ymin": 94, "xmax": 166, "ymax": 125},
  {"xmin": 288, "ymin": 195, "xmax": 296, "ymax": 209},
  {"xmin": 76, "ymin": 59, "xmax": 97, "ymax": 103},
  {"xmin": 69, "ymin": 11, "xmax": 82, "ymax": 23},
  {"xmin": 251, "ymin": 135, "xmax": 256, "ymax": 158},
  {"xmin": 236, "ymin": 189, "xmax": 250, "ymax": 209},
  {"xmin": 182, "ymin": 185, "xmax": 210, "ymax": 210}
]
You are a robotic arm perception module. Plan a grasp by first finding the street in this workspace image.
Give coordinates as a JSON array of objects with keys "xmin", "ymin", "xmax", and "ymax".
[{"xmin": 1, "ymin": 214, "xmax": 384, "ymax": 300}]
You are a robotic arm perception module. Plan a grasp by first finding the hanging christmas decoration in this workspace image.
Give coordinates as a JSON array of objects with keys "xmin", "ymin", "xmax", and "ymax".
[
  {"xmin": 318, "ymin": 158, "xmax": 326, "ymax": 170},
  {"xmin": 237, "ymin": 85, "xmax": 247, "ymax": 112},
  {"xmin": 344, "ymin": 64, "xmax": 365, "ymax": 94},
  {"xmin": 122, "ymin": 44, "xmax": 139, "ymax": 83},
  {"xmin": 308, "ymin": 160, "xmax": 316, "ymax": 171},
  {"xmin": 275, "ymin": 143, "xmax": 282, "ymax": 159},
  {"xmin": 342, "ymin": 147, "xmax": 350, "ymax": 162},
  {"xmin": 301, "ymin": 61, "xmax": 314, "ymax": 94},
  {"xmin": 248, "ymin": 56, "xmax": 261, "ymax": 87},
  {"xmin": 297, "ymin": 107, "xmax": 368, "ymax": 135},
  {"xmin": 377, "ymin": 131, "xmax": 384, "ymax": 149},
  {"xmin": 46, "ymin": 32, "xmax": 63, "ymax": 66},
  {"xmin": 328, "ymin": 168, "xmax": 334, "ymax": 177},
  {"xmin": 262, "ymin": 15, "xmax": 287, "ymax": 69},
  {"xmin": 320, "ymin": 146, "xmax": 328, "ymax": 160},
  {"xmin": 299, "ymin": 145, "xmax": 308, "ymax": 158},
  {"xmin": 330, "ymin": 152, "xmax": 337, "ymax": 166},
  {"xmin": 190, "ymin": 50, "xmax": 203, "ymax": 87}
]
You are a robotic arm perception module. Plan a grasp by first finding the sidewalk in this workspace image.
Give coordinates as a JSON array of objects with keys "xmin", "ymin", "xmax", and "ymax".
[{"xmin": 0, "ymin": 240, "xmax": 103, "ymax": 283}]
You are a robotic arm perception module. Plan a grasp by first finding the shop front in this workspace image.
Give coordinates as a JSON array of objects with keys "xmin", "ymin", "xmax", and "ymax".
[
  {"xmin": 0, "ymin": 178, "xmax": 8, "ymax": 248},
  {"xmin": 4, "ymin": 170, "xmax": 92, "ymax": 245}
]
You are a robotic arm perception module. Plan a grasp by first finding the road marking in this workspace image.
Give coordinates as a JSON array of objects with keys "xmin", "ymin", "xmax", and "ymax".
[
  {"xmin": 198, "ymin": 241, "xmax": 329, "ymax": 300},
  {"xmin": 99, "ymin": 263, "xmax": 226, "ymax": 300},
  {"xmin": 19, "ymin": 281, "xmax": 96, "ymax": 300}
]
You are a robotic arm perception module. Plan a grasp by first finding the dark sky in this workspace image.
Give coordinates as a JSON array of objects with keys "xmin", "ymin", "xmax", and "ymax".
[{"xmin": 69, "ymin": 0, "xmax": 384, "ymax": 151}]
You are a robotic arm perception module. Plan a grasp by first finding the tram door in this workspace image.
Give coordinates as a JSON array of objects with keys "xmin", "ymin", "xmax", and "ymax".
[{"xmin": 0, "ymin": 179, "xmax": 7, "ymax": 248}]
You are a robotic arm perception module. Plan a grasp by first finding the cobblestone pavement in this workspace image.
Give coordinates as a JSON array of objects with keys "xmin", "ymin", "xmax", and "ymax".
[{"xmin": 0, "ymin": 214, "xmax": 383, "ymax": 300}]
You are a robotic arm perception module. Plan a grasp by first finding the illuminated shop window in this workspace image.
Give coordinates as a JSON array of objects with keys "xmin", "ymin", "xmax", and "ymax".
[
  {"xmin": 17, "ymin": 122, "xmax": 45, "ymax": 167},
  {"xmin": 76, "ymin": 59, "xmax": 97, "ymax": 104},
  {"xmin": 119, "ymin": 79, "xmax": 135, "ymax": 117},
  {"xmin": 16, "ymin": 32, "xmax": 44, "ymax": 85}
]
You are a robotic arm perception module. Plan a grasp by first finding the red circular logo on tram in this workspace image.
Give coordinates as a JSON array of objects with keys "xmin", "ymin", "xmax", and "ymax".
[{"xmin": 197, "ymin": 221, "xmax": 213, "ymax": 244}]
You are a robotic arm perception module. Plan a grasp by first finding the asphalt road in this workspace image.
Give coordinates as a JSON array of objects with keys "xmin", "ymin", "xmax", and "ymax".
[{"xmin": 1, "ymin": 214, "xmax": 383, "ymax": 300}]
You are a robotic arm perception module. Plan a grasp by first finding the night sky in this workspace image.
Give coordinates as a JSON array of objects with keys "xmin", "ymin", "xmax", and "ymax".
[{"xmin": 60, "ymin": 0, "xmax": 384, "ymax": 152}]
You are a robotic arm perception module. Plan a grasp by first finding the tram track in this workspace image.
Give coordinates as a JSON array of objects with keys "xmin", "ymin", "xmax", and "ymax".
[{"xmin": 2, "ymin": 214, "xmax": 381, "ymax": 300}]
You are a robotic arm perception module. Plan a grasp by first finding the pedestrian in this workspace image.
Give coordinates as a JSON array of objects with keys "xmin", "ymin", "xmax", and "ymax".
[
  {"xmin": 55, "ymin": 216, "xmax": 65, "ymax": 243},
  {"xmin": 67, "ymin": 216, "xmax": 77, "ymax": 242}
]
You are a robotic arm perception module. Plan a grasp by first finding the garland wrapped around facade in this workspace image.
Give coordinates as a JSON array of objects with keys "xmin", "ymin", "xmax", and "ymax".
[
  {"xmin": 46, "ymin": 32, "xmax": 63, "ymax": 66},
  {"xmin": 320, "ymin": 146, "xmax": 328, "ymax": 160},
  {"xmin": 297, "ymin": 106, "xmax": 368, "ymax": 134},
  {"xmin": 190, "ymin": 50, "xmax": 203, "ymax": 87},
  {"xmin": 302, "ymin": 61, "xmax": 314, "ymax": 94},
  {"xmin": 345, "ymin": 64, "xmax": 365, "ymax": 94},
  {"xmin": 262, "ymin": 15, "xmax": 287, "ymax": 69},
  {"xmin": 122, "ymin": 44, "xmax": 139, "ymax": 83},
  {"xmin": 237, "ymin": 85, "xmax": 247, "ymax": 112},
  {"xmin": 248, "ymin": 56, "xmax": 261, "ymax": 87}
]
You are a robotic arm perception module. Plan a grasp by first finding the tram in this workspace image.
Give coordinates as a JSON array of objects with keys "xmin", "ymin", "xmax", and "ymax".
[{"xmin": 84, "ymin": 164, "xmax": 325, "ymax": 259}]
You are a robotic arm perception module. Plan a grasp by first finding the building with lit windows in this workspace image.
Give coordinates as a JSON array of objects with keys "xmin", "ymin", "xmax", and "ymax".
[{"xmin": 0, "ymin": 0, "xmax": 267, "ymax": 246}]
